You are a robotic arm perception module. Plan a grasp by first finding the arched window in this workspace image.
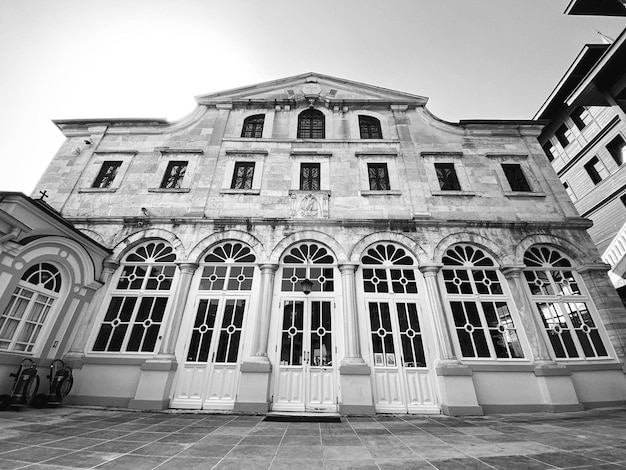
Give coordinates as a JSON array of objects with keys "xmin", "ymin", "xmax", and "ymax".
[
  {"xmin": 0, "ymin": 263, "xmax": 62, "ymax": 352},
  {"xmin": 442, "ymin": 245, "xmax": 524, "ymax": 359},
  {"xmin": 281, "ymin": 243, "xmax": 334, "ymax": 292},
  {"xmin": 241, "ymin": 114, "xmax": 264, "ymax": 138},
  {"xmin": 185, "ymin": 242, "xmax": 256, "ymax": 363},
  {"xmin": 361, "ymin": 243, "xmax": 426, "ymax": 369},
  {"xmin": 523, "ymin": 246, "xmax": 608, "ymax": 359},
  {"xmin": 297, "ymin": 109, "xmax": 325, "ymax": 139},
  {"xmin": 359, "ymin": 115, "xmax": 382, "ymax": 139},
  {"xmin": 93, "ymin": 242, "xmax": 177, "ymax": 353}
]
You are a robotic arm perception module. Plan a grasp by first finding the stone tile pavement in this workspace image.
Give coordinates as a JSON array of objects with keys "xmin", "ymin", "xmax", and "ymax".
[{"xmin": 2, "ymin": 406, "xmax": 626, "ymax": 469}]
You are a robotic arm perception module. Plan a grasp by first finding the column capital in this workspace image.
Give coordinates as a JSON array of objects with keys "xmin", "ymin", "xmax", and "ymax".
[
  {"xmin": 419, "ymin": 263, "xmax": 443, "ymax": 275},
  {"xmin": 338, "ymin": 262, "xmax": 359, "ymax": 273},
  {"xmin": 176, "ymin": 262, "xmax": 199, "ymax": 274},
  {"xmin": 500, "ymin": 265, "xmax": 526, "ymax": 278},
  {"xmin": 259, "ymin": 263, "xmax": 279, "ymax": 273}
]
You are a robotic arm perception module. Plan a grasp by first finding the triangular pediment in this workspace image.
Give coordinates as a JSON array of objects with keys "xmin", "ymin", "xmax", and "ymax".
[{"xmin": 195, "ymin": 72, "xmax": 428, "ymax": 107}]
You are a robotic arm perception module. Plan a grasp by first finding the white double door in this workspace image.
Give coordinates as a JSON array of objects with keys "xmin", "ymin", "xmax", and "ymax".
[
  {"xmin": 366, "ymin": 299, "xmax": 439, "ymax": 413},
  {"xmin": 272, "ymin": 298, "xmax": 337, "ymax": 412},
  {"xmin": 171, "ymin": 295, "xmax": 247, "ymax": 410}
]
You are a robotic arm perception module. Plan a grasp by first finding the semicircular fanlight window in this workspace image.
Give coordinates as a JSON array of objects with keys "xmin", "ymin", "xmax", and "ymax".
[
  {"xmin": 21, "ymin": 263, "xmax": 62, "ymax": 293},
  {"xmin": 442, "ymin": 245, "xmax": 494, "ymax": 267},
  {"xmin": 125, "ymin": 242, "xmax": 176, "ymax": 263},
  {"xmin": 204, "ymin": 242, "xmax": 256, "ymax": 264},
  {"xmin": 523, "ymin": 246, "xmax": 572, "ymax": 268},
  {"xmin": 283, "ymin": 243, "xmax": 334, "ymax": 265},
  {"xmin": 362, "ymin": 244, "xmax": 413, "ymax": 266}
]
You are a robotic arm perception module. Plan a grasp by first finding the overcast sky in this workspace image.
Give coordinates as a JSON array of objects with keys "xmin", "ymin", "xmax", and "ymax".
[{"xmin": 1, "ymin": 0, "xmax": 624, "ymax": 195}]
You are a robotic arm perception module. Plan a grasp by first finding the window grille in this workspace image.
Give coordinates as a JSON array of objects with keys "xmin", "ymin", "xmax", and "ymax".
[
  {"xmin": 93, "ymin": 242, "xmax": 177, "ymax": 353},
  {"xmin": 0, "ymin": 263, "xmax": 62, "ymax": 353},
  {"xmin": 442, "ymin": 245, "xmax": 524, "ymax": 359},
  {"xmin": 359, "ymin": 115, "xmax": 382, "ymax": 139},
  {"xmin": 241, "ymin": 114, "xmax": 265, "ymax": 138},
  {"xmin": 297, "ymin": 109, "xmax": 325, "ymax": 139},
  {"xmin": 435, "ymin": 163, "xmax": 461, "ymax": 190},
  {"xmin": 367, "ymin": 163, "xmax": 390, "ymax": 191},
  {"xmin": 231, "ymin": 162, "xmax": 255, "ymax": 190},
  {"xmin": 92, "ymin": 161, "xmax": 122, "ymax": 188},
  {"xmin": 300, "ymin": 163, "xmax": 320, "ymax": 191},
  {"xmin": 160, "ymin": 161, "xmax": 188, "ymax": 189},
  {"xmin": 523, "ymin": 246, "xmax": 608, "ymax": 359}
]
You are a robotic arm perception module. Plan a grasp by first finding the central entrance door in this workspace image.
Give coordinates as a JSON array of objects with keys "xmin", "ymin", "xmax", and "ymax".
[
  {"xmin": 273, "ymin": 298, "xmax": 336, "ymax": 412},
  {"xmin": 271, "ymin": 242, "xmax": 338, "ymax": 413}
]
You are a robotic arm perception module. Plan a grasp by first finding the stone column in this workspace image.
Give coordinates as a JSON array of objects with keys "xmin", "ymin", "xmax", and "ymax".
[
  {"xmin": 65, "ymin": 260, "xmax": 119, "ymax": 366},
  {"xmin": 337, "ymin": 262, "xmax": 374, "ymax": 414},
  {"xmin": 249, "ymin": 263, "xmax": 279, "ymax": 361},
  {"xmin": 159, "ymin": 262, "xmax": 198, "ymax": 357},
  {"xmin": 501, "ymin": 266, "xmax": 552, "ymax": 362},
  {"xmin": 235, "ymin": 263, "xmax": 278, "ymax": 413},
  {"xmin": 339, "ymin": 263, "xmax": 366, "ymax": 365},
  {"xmin": 418, "ymin": 264, "xmax": 456, "ymax": 362},
  {"xmin": 579, "ymin": 263, "xmax": 626, "ymax": 361},
  {"xmin": 419, "ymin": 263, "xmax": 483, "ymax": 416}
]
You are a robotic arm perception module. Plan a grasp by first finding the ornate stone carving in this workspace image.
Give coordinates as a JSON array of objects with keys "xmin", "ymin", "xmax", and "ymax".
[{"xmin": 289, "ymin": 190, "xmax": 330, "ymax": 219}]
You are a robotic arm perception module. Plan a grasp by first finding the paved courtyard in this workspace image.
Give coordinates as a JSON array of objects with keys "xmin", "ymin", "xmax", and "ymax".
[{"xmin": 2, "ymin": 406, "xmax": 626, "ymax": 469}]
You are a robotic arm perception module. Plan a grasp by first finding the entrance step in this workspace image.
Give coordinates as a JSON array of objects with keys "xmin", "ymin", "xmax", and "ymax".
[{"xmin": 264, "ymin": 411, "xmax": 341, "ymax": 423}]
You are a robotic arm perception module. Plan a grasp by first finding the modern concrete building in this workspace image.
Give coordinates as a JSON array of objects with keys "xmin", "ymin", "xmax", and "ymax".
[
  {"xmin": 2, "ymin": 73, "xmax": 626, "ymax": 415},
  {"xmin": 535, "ymin": 2, "xmax": 626, "ymax": 298}
]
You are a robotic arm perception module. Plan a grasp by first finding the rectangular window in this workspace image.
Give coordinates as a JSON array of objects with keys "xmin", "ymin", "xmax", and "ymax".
[
  {"xmin": 502, "ymin": 164, "xmax": 531, "ymax": 192},
  {"xmin": 92, "ymin": 161, "xmax": 122, "ymax": 188},
  {"xmin": 571, "ymin": 107, "xmax": 591, "ymax": 131},
  {"xmin": 607, "ymin": 135, "xmax": 626, "ymax": 166},
  {"xmin": 555, "ymin": 124, "xmax": 572, "ymax": 148},
  {"xmin": 300, "ymin": 163, "xmax": 320, "ymax": 190},
  {"xmin": 367, "ymin": 163, "xmax": 390, "ymax": 190},
  {"xmin": 435, "ymin": 163, "xmax": 461, "ymax": 190},
  {"xmin": 160, "ymin": 161, "xmax": 188, "ymax": 189},
  {"xmin": 231, "ymin": 162, "xmax": 255, "ymax": 190},
  {"xmin": 584, "ymin": 156, "xmax": 608, "ymax": 185}
]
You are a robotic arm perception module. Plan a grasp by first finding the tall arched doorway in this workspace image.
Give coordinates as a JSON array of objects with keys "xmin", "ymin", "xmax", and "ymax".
[
  {"xmin": 171, "ymin": 242, "xmax": 257, "ymax": 410},
  {"xmin": 270, "ymin": 242, "xmax": 339, "ymax": 412},
  {"xmin": 359, "ymin": 243, "xmax": 439, "ymax": 413}
]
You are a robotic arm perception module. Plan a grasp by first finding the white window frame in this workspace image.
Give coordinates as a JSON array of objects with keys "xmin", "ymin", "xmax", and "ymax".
[
  {"xmin": 90, "ymin": 242, "xmax": 179, "ymax": 355},
  {"xmin": 440, "ymin": 245, "xmax": 527, "ymax": 361},
  {"xmin": 522, "ymin": 246, "xmax": 612, "ymax": 361},
  {"xmin": 0, "ymin": 263, "xmax": 62, "ymax": 355}
]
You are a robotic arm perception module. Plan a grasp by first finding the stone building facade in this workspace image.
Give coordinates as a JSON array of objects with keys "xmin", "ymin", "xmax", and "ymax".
[{"xmin": 3, "ymin": 73, "xmax": 626, "ymax": 415}]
